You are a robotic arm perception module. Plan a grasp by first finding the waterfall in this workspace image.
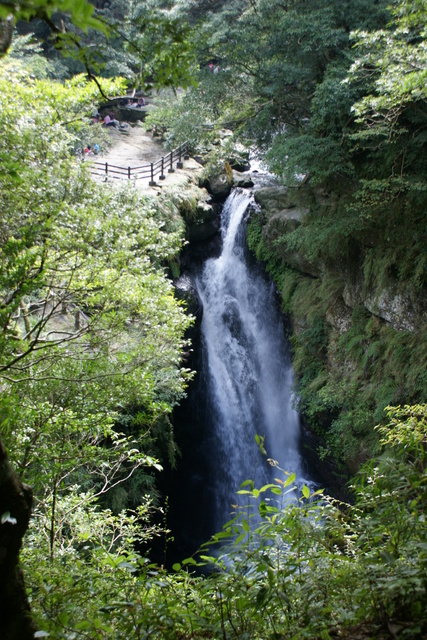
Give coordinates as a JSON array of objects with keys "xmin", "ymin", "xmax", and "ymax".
[{"xmin": 196, "ymin": 189, "xmax": 304, "ymax": 529}]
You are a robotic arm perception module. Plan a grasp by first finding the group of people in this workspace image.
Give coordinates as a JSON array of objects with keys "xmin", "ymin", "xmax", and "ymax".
[
  {"xmin": 90, "ymin": 96, "xmax": 146, "ymax": 128},
  {"xmin": 102, "ymin": 113, "xmax": 121, "ymax": 128},
  {"xmin": 91, "ymin": 109, "xmax": 120, "ymax": 128},
  {"xmin": 85, "ymin": 95, "xmax": 141, "ymax": 155},
  {"xmin": 119, "ymin": 97, "xmax": 146, "ymax": 108},
  {"xmin": 84, "ymin": 143, "xmax": 100, "ymax": 156}
]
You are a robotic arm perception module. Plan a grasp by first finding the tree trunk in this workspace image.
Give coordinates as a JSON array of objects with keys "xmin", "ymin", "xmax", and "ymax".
[
  {"xmin": 0, "ymin": 439, "xmax": 36, "ymax": 640},
  {"xmin": 0, "ymin": 16, "xmax": 14, "ymax": 57}
]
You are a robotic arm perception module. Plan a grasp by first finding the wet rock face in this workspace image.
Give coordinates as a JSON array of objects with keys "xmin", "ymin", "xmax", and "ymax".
[
  {"xmin": 254, "ymin": 184, "xmax": 314, "ymax": 213},
  {"xmin": 174, "ymin": 274, "xmax": 203, "ymax": 319},
  {"xmin": 195, "ymin": 201, "xmax": 215, "ymax": 222},
  {"xmin": 325, "ymin": 298, "xmax": 353, "ymax": 335},
  {"xmin": 187, "ymin": 219, "xmax": 220, "ymax": 243},
  {"xmin": 262, "ymin": 213, "xmax": 320, "ymax": 278},
  {"xmin": 254, "ymin": 183, "xmax": 427, "ymax": 334},
  {"xmin": 253, "ymin": 185, "xmax": 319, "ymax": 276},
  {"xmin": 366, "ymin": 289, "xmax": 415, "ymax": 331}
]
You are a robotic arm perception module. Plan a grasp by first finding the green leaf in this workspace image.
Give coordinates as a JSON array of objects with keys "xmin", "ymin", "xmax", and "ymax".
[
  {"xmin": 182, "ymin": 557, "xmax": 197, "ymax": 566},
  {"xmin": 241, "ymin": 518, "xmax": 250, "ymax": 533},
  {"xmin": 283, "ymin": 473, "xmax": 296, "ymax": 488},
  {"xmin": 380, "ymin": 551, "xmax": 396, "ymax": 566}
]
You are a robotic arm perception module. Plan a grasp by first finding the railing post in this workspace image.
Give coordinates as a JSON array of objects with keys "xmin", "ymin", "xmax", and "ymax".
[
  {"xmin": 160, "ymin": 156, "xmax": 166, "ymax": 180},
  {"xmin": 177, "ymin": 145, "xmax": 183, "ymax": 169},
  {"xmin": 105, "ymin": 162, "xmax": 108, "ymax": 180},
  {"xmin": 184, "ymin": 141, "xmax": 189, "ymax": 160},
  {"xmin": 168, "ymin": 150, "xmax": 175, "ymax": 173},
  {"xmin": 128, "ymin": 166, "xmax": 131, "ymax": 179},
  {"xmin": 149, "ymin": 162, "xmax": 156, "ymax": 186}
]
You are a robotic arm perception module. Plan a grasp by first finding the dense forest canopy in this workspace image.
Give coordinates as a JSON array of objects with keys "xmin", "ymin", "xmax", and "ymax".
[{"xmin": 0, "ymin": 0, "xmax": 426, "ymax": 638}]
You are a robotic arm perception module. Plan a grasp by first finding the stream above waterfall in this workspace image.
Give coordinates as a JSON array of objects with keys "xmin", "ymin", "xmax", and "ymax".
[{"xmin": 165, "ymin": 187, "xmax": 314, "ymax": 563}]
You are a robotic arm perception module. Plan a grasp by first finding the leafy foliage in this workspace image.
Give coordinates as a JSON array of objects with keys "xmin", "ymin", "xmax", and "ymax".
[
  {"xmin": 2, "ymin": 0, "xmax": 197, "ymax": 98},
  {"xmin": 0, "ymin": 59, "xmax": 193, "ymax": 611},
  {"xmin": 145, "ymin": 88, "xmax": 217, "ymax": 152},
  {"xmin": 0, "ymin": 0, "xmax": 104, "ymax": 33},
  {"xmin": 23, "ymin": 405, "xmax": 427, "ymax": 639}
]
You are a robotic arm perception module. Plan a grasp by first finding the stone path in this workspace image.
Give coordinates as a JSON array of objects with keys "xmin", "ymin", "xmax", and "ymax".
[{"xmin": 92, "ymin": 125, "xmax": 203, "ymax": 192}]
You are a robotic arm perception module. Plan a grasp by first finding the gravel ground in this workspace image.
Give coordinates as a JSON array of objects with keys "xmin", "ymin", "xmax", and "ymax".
[
  {"xmin": 96, "ymin": 125, "xmax": 167, "ymax": 167},
  {"xmin": 91, "ymin": 125, "xmax": 203, "ymax": 192}
]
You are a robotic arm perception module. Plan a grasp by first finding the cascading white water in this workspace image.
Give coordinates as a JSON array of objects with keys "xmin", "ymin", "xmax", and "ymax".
[{"xmin": 196, "ymin": 189, "xmax": 304, "ymax": 529}]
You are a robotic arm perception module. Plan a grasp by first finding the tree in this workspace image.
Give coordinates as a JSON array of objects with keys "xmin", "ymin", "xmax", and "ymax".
[
  {"xmin": 347, "ymin": 0, "xmax": 427, "ymax": 201},
  {"xmin": 151, "ymin": 0, "xmax": 391, "ymax": 184},
  {"xmin": 1, "ymin": 0, "xmax": 196, "ymax": 96},
  {"xmin": 0, "ymin": 61, "xmax": 193, "ymax": 638},
  {"xmin": 350, "ymin": 0, "xmax": 427, "ymax": 135},
  {"xmin": 0, "ymin": 0, "xmax": 105, "ymax": 57}
]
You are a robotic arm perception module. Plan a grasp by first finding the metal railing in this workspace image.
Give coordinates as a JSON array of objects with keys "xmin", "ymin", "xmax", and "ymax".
[{"xmin": 85, "ymin": 142, "xmax": 189, "ymax": 185}]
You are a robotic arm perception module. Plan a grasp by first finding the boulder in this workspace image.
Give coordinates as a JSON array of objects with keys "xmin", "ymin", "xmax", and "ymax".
[
  {"xmin": 343, "ymin": 279, "xmax": 427, "ymax": 332},
  {"xmin": 227, "ymin": 145, "xmax": 251, "ymax": 172},
  {"xmin": 116, "ymin": 107, "xmax": 147, "ymax": 123},
  {"xmin": 193, "ymin": 155, "xmax": 207, "ymax": 166},
  {"xmin": 205, "ymin": 173, "xmax": 232, "ymax": 200},
  {"xmin": 364, "ymin": 287, "xmax": 420, "ymax": 332},
  {"xmin": 196, "ymin": 201, "xmax": 215, "ymax": 222},
  {"xmin": 232, "ymin": 170, "xmax": 254, "ymax": 188},
  {"xmin": 228, "ymin": 157, "xmax": 251, "ymax": 172},
  {"xmin": 187, "ymin": 200, "xmax": 220, "ymax": 243}
]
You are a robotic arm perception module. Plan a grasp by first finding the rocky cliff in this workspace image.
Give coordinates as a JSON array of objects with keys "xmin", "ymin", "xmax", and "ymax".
[{"xmin": 248, "ymin": 183, "xmax": 427, "ymax": 471}]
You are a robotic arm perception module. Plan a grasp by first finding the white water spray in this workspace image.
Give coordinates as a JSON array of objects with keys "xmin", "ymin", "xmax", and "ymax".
[{"xmin": 196, "ymin": 189, "xmax": 304, "ymax": 528}]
